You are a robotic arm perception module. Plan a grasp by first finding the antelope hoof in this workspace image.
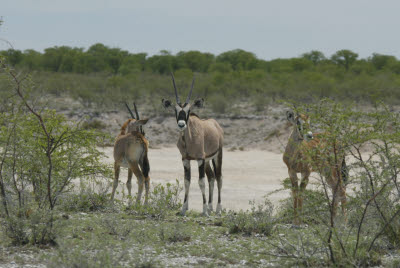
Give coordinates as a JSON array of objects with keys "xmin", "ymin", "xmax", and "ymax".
[
  {"xmin": 208, "ymin": 203, "xmax": 214, "ymax": 213},
  {"xmin": 202, "ymin": 204, "xmax": 209, "ymax": 217},
  {"xmin": 216, "ymin": 203, "xmax": 222, "ymax": 215}
]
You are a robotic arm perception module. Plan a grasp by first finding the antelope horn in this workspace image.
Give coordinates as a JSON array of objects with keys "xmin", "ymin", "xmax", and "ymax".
[
  {"xmin": 133, "ymin": 102, "xmax": 145, "ymax": 135},
  {"xmin": 185, "ymin": 76, "xmax": 195, "ymax": 105},
  {"xmin": 125, "ymin": 102, "xmax": 135, "ymax": 119},
  {"xmin": 133, "ymin": 102, "xmax": 140, "ymax": 120},
  {"xmin": 171, "ymin": 72, "xmax": 181, "ymax": 104}
]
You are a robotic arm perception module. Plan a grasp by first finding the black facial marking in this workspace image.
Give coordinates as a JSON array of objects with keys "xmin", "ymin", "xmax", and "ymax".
[{"xmin": 177, "ymin": 110, "xmax": 187, "ymax": 123}]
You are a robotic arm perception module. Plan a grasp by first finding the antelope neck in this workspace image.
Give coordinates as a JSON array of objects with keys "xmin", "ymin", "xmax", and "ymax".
[{"xmin": 290, "ymin": 127, "xmax": 304, "ymax": 142}]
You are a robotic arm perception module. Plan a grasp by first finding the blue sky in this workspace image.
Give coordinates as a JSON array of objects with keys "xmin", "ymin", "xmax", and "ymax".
[{"xmin": 1, "ymin": 0, "xmax": 400, "ymax": 60}]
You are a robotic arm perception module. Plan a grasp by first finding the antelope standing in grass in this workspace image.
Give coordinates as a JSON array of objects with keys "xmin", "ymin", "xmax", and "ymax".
[
  {"xmin": 111, "ymin": 103, "xmax": 150, "ymax": 204},
  {"xmin": 162, "ymin": 74, "xmax": 224, "ymax": 216},
  {"xmin": 283, "ymin": 111, "xmax": 347, "ymax": 225}
]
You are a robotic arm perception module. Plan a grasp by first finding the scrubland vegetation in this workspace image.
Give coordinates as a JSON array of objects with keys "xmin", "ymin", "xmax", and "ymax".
[
  {"xmin": 1, "ymin": 11, "xmax": 400, "ymax": 263},
  {"xmin": 1, "ymin": 50, "xmax": 400, "ymax": 267},
  {"xmin": 1, "ymin": 44, "xmax": 400, "ymax": 113}
]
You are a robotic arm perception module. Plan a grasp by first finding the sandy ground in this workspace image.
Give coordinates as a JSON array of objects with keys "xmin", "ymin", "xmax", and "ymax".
[{"xmin": 101, "ymin": 146, "xmax": 291, "ymax": 212}]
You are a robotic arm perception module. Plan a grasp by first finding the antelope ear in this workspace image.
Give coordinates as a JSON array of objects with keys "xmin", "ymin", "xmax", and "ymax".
[
  {"xmin": 193, "ymin": 98, "xmax": 204, "ymax": 108},
  {"xmin": 136, "ymin": 119, "xmax": 149, "ymax": 125},
  {"xmin": 128, "ymin": 119, "xmax": 148, "ymax": 129},
  {"xmin": 286, "ymin": 110, "xmax": 295, "ymax": 123},
  {"xmin": 162, "ymin": 99, "xmax": 172, "ymax": 109}
]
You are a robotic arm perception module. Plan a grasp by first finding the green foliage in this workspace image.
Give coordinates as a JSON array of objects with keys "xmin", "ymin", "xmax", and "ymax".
[
  {"xmin": 2, "ymin": 45, "xmax": 400, "ymax": 106},
  {"xmin": 302, "ymin": 50, "xmax": 326, "ymax": 65},
  {"xmin": 159, "ymin": 222, "xmax": 191, "ymax": 243},
  {"xmin": 208, "ymin": 94, "xmax": 228, "ymax": 114},
  {"xmin": 0, "ymin": 59, "xmax": 111, "ymax": 245},
  {"xmin": 81, "ymin": 119, "xmax": 108, "ymax": 130},
  {"xmin": 224, "ymin": 198, "xmax": 274, "ymax": 235},
  {"xmin": 274, "ymin": 100, "xmax": 400, "ymax": 266},
  {"xmin": 127, "ymin": 180, "xmax": 182, "ymax": 219},
  {"xmin": 370, "ymin": 53, "xmax": 397, "ymax": 70},
  {"xmin": 58, "ymin": 186, "xmax": 110, "ymax": 213},
  {"xmin": 216, "ymin": 49, "xmax": 260, "ymax": 71},
  {"xmin": 331, "ymin": 49, "xmax": 358, "ymax": 70}
]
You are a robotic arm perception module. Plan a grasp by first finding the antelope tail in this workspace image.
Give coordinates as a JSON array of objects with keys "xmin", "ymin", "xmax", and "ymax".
[{"xmin": 142, "ymin": 152, "xmax": 150, "ymax": 178}]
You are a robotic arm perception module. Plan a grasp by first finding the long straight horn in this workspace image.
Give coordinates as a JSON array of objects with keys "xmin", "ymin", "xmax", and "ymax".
[
  {"xmin": 171, "ymin": 72, "xmax": 181, "ymax": 104},
  {"xmin": 133, "ymin": 102, "xmax": 144, "ymax": 135},
  {"xmin": 133, "ymin": 102, "xmax": 140, "ymax": 120},
  {"xmin": 125, "ymin": 102, "xmax": 135, "ymax": 119},
  {"xmin": 185, "ymin": 76, "xmax": 195, "ymax": 105}
]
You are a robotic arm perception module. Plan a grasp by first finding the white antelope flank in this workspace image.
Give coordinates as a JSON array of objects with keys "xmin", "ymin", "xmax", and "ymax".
[
  {"xmin": 162, "ymin": 74, "xmax": 224, "ymax": 216},
  {"xmin": 111, "ymin": 102, "xmax": 150, "ymax": 204},
  {"xmin": 283, "ymin": 111, "xmax": 348, "ymax": 225}
]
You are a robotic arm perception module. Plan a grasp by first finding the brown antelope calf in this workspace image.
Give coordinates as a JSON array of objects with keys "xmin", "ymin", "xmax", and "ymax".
[
  {"xmin": 111, "ymin": 103, "xmax": 150, "ymax": 204},
  {"xmin": 162, "ymin": 74, "xmax": 224, "ymax": 216},
  {"xmin": 283, "ymin": 111, "xmax": 347, "ymax": 225}
]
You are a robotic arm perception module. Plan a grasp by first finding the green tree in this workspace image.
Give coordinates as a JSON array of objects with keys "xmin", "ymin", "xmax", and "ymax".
[
  {"xmin": 370, "ymin": 53, "xmax": 397, "ymax": 70},
  {"xmin": 291, "ymin": 58, "xmax": 313, "ymax": 71},
  {"xmin": 302, "ymin": 50, "xmax": 326, "ymax": 65},
  {"xmin": 1, "ymin": 49, "xmax": 23, "ymax": 66},
  {"xmin": 146, "ymin": 50, "xmax": 177, "ymax": 74},
  {"xmin": 20, "ymin": 49, "xmax": 42, "ymax": 70},
  {"xmin": 176, "ymin": 51, "xmax": 214, "ymax": 72},
  {"xmin": 118, "ymin": 53, "xmax": 147, "ymax": 75},
  {"xmin": 216, "ymin": 49, "xmax": 260, "ymax": 71},
  {"xmin": 331, "ymin": 49, "xmax": 358, "ymax": 71}
]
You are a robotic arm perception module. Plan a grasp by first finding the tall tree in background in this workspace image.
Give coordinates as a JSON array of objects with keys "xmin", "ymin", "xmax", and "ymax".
[
  {"xmin": 216, "ymin": 49, "xmax": 259, "ymax": 71},
  {"xmin": 302, "ymin": 50, "xmax": 326, "ymax": 65},
  {"xmin": 331, "ymin": 49, "xmax": 358, "ymax": 71},
  {"xmin": 370, "ymin": 53, "xmax": 397, "ymax": 70}
]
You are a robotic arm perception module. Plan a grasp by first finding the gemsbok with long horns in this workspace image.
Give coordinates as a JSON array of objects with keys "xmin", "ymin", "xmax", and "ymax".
[
  {"xmin": 111, "ymin": 103, "xmax": 150, "ymax": 204},
  {"xmin": 283, "ymin": 111, "xmax": 347, "ymax": 225},
  {"xmin": 162, "ymin": 74, "xmax": 224, "ymax": 216}
]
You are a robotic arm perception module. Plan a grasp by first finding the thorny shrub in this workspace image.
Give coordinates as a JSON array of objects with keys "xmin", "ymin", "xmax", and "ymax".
[
  {"xmin": 0, "ymin": 56, "xmax": 111, "ymax": 245},
  {"xmin": 225, "ymin": 198, "xmax": 274, "ymax": 236},
  {"xmin": 271, "ymin": 100, "xmax": 400, "ymax": 266},
  {"xmin": 126, "ymin": 180, "xmax": 182, "ymax": 220}
]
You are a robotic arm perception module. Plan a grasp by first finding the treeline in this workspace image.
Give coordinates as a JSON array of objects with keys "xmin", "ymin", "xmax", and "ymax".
[
  {"xmin": 2, "ymin": 43, "xmax": 400, "ymax": 75},
  {"xmin": 2, "ymin": 44, "xmax": 400, "ymax": 109}
]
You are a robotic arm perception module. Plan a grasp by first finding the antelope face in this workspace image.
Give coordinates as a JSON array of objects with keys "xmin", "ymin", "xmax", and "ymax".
[
  {"xmin": 286, "ymin": 111, "xmax": 313, "ymax": 140},
  {"xmin": 175, "ymin": 103, "xmax": 190, "ymax": 131},
  {"xmin": 162, "ymin": 99, "xmax": 204, "ymax": 132},
  {"xmin": 162, "ymin": 73, "xmax": 204, "ymax": 132}
]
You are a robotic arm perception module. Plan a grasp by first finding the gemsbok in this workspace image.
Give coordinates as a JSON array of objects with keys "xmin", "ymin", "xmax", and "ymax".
[
  {"xmin": 283, "ymin": 110, "xmax": 347, "ymax": 225},
  {"xmin": 162, "ymin": 74, "xmax": 224, "ymax": 216},
  {"xmin": 111, "ymin": 103, "xmax": 150, "ymax": 204}
]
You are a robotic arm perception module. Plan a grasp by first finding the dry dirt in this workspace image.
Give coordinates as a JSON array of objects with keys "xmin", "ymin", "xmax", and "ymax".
[{"xmin": 101, "ymin": 146, "xmax": 292, "ymax": 212}]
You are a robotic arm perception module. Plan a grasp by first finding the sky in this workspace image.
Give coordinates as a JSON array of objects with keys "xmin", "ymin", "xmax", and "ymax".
[{"xmin": 1, "ymin": 0, "xmax": 400, "ymax": 60}]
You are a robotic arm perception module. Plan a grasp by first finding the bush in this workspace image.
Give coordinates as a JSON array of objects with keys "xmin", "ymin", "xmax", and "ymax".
[
  {"xmin": 208, "ymin": 95, "xmax": 229, "ymax": 114},
  {"xmin": 270, "ymin": 100, "xmax": 400, "ymax": 266},
  {"xmin": 159, "ymin": 222, "xmax": 191, "ymax": 243},
  {"xmin": 0, "ymin": 57, "xmax": 111, "ymax": 245},
  {"xmin": 126, "ymin": 180, "xmax": 182, "ymax": 219},
  {"xmin": 225, "ymin": 198, "xmax": 274, "ymax": 236},
  {"xmin": 58, "ymin": 183, "xmax": 110, "ymax": 213}
]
